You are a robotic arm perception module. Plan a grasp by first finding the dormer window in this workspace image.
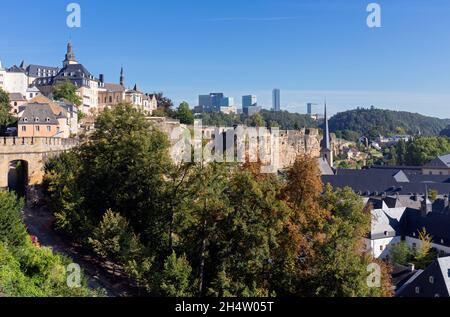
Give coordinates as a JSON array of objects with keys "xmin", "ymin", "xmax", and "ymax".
[
  {"xmin": 441, "ymin": 239, "xmax": 444, "ymax": 244},
  {"xmin": 35, "ymin": 117, "xmax": 39, "ymax": 123},
  {"xmin": 23, "ymin": 117, "xmax": 28, "ymax": 123},
  {"xmin": 46, "ymin": 117, "xmax": 50, "ymax": 122},
  {"xmin": 415, "ymin": 287, "xmax": 420, "ymax": 294},
  {"xmin": 429, "ymin": 276, "xmax": 434, "ymax": 284}
]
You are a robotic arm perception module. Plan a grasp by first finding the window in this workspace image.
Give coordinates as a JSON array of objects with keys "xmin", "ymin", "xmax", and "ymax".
[
  {"xmin": 21, "ymin": 126, "xmax": 26, "ymax": 131},
  {"xmin": 429, "ymin": 276, "xmax": 435, "ymax": 284},
  {"xmin": 35, "ymin": 117, "xmax": 39, "ymax": 123},
  {"xmin": 35, "ymin": 126, "xmax": 40, "ymax": 132},
  {"xmin": 109, "ymin": 96, "xmax": 112, "ymax": 103},
  {"xmin": 14, "ymin": 102, "xmax": 17, "ymax": 106},
  {"xmin": 47, "ymin": 126, "xmax": 51, "ymax": 132},
  {"xmin": 23, "ymin": 117, "xmax": 28, "ymax": 122},
  {"xmin": 412, "ymin": 243, "xmax": 417, "ymax": 249},
  {"xmin": 435, "ymin": 294, "xmax": 440, "ymax": 297},
  {"xmin": 380, "ymin": 245, "xmax": 384, "ymax": 251},
  {"xmin": 415, "ymin": 287, "xmax": 420, "ymax": 294}
]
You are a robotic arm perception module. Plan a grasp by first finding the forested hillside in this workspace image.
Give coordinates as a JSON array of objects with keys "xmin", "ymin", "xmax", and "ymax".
[{"xmin": 329, "ymin": 107, "xmax": 450, "ymax": 140}]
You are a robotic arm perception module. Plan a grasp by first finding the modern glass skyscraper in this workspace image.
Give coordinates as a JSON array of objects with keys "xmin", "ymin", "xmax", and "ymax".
[
  {"xmin": 242, "ymin": 95, "xmax": 257, "ymax": 109},
  {"xmin": 272, "ymin": 89, "xmax": 281, "ymax": 112}
]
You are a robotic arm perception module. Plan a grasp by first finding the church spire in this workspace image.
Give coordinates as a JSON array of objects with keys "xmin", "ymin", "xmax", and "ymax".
[
  {"xmin": 120, "ymin": 66, "xmax": 125, "ymax": 87},
  {"xmin": 320, "ymin": 99, "xmax": 333, "ymax": 168},
  {"xmin": 321, "ymin": 99, "xmax": 330, "ymax": 150}
]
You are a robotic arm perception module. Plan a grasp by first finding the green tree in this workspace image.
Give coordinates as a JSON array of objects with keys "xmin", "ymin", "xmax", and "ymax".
[
  {"xmin": 0, "ymin": 88, "xmax": 13, "ymax": 130},
  {"xmin": 414, "ymin": 228, "xmax": 435, "ymax": 269},
  {"xmin": 248, "ymin": 113, "xmax": 266, "ymax": 127},
  {"xmin": 176, "ymin": 102, "xmax": 194, "ymax": 124},
  {"xmin": 160, "ymin": 252, "xmax": 193, "ymax": 297},
  {"xmin": 314, "ymin": 185, "xmax": 390, "ymax": 297},
  {"xmin": 390, "ymin": 241, "xmax": 411, "ymax": 265},
  {"xmin": 52, "ymin": 82, "xmax": 82, "ymax": 107},
  {"xmin": 0, "ymin": 191, "xmax": 27, "ymax": 247},
  {"xmin": 89, "ymin": 209, "xmax": 142, "ymax": 276}
]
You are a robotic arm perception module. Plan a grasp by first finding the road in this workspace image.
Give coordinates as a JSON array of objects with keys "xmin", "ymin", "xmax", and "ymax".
[{"xmin": 22, "ymin": 204, "xmax": 138, "ymax": 297}]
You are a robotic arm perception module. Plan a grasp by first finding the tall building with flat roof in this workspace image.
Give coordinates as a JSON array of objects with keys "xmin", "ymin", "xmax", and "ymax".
[
  {"xmin": 242, "ymin": 95, "xmax": 257, "ymax": 109},
  {"xmin": 199, "ymin": 93, "xmax": 235, "ymax": 113},
  {"xmin": 307, "ymin": 103, "xmax": 313, "ymax": 116},
  {"xmin": 272, "ymin": 89, "xmax": 281, "ymax": 112}
]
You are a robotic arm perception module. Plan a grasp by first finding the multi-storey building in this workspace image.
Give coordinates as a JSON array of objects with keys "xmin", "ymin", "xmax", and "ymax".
[
  {"xmin": 17, "ymin": 95, "xmax": 77, "ymax": 138},
  {"xmin": 33, "ymin": 42, "xmax": 102, "ymax": 115},
  {"xmin": 98, "ymin": 68, "xmax": 157, "ymax": 115},
  {"xmin": 272, "ymin": 88, "xmax": 281, "ymax": 112}
]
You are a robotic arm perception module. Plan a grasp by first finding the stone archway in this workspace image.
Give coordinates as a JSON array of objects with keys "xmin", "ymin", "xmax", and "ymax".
[{"xmin": 7, "ymin": 159, "xmax": 29, "ymax": 198}]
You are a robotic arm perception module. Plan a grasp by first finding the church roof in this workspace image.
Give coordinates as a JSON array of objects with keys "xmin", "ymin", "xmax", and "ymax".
[
  {"xmin": 104, "ymin": 83, "xmax": 125, "ymax": 92},
  {"xmin": 322, "ymin": 166, "xmax": 450, "ymax": 196}
]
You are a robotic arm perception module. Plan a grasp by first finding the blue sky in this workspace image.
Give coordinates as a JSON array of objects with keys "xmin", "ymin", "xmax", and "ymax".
[{"xmin": 1, "ymin": 0, "xmax": 450, "ymax": 117}]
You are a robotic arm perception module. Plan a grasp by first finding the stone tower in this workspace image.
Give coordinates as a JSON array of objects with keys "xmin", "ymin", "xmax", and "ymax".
[{"xmin": 63, "ymin": 41, "xmax": 78, "ymax": 67}]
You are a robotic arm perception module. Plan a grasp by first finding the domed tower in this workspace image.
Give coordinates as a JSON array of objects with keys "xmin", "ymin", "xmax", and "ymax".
[{"xmin": 63, "ymin": 41, "xmax": 78, "ymax": 67}]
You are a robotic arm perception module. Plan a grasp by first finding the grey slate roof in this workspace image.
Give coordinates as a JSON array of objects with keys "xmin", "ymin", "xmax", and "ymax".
[
  {"xmin": 317, "ymin": 157, "xmax": 334, "ymax": 175},
  {"xmin": 7, "ymin": 65, "xmax": 25, "ymax": 73},
  {"xmin": 35, "ymin": 63, "xmax": 97, "ymax": 88},
  {"xmin": 424, "ymin": 154, "xmax": 450, "ymax": 169},
  {"xmin": 19, "ymin": 103, "xmax": 60, "ymax": 125},
  {"xmin": 397, "ymin": 256, "xmax": 450, "ymax": 297},
  {"xmin": 25, "ymin": 64, "xmax": 60, "ymax": 78},
  {"xmin": 322, "ymin": 166, "xmax": 450, "ymax": 196},
  {"xmin": 9, "ymin": 93, "xmax": 26, "ymax": 101}
]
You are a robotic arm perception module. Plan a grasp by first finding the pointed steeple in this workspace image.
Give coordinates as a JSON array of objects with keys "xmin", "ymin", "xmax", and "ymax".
[
  {"xmin": 320, "ymin": 99, "xmax": 333, "ymax": 168},
  {"xmin": 120, "ymin": 66, "xmax": 125, "ymax": 87},
  {"xmin": 321, "ymin": 99, "xmax": 330, "ymax": 150}
]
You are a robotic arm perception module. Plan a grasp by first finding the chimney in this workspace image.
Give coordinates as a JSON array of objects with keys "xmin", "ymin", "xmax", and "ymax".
[
  {"xmin": 99, "ymin": 74, "xmax": 104, "ymax": 84},
  {"xmin": 407, "ymin": 263, "xmax": 415, "ymax": 272},
  {"xmin": 445, "ymin": 195, "xmax": 449, "ymax": 209}
]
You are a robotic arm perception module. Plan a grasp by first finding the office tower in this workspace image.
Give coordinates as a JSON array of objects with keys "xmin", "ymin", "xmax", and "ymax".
[
  {"xmin": 242, "ymin": 95, "xmax": 257, "ymax": 109},
  {"xmin": 219, "ymin": 96, "xmax": 234, "ymax": 107},
  {"xmin": 272, "ymin": 89, "xmax": 281, "ymax": 112},
  {"xmin": 199, "ymin": 93, "xmax": 235, "ymax": 113},
  {"xmin": 307, "ymin": 103, "xmax": 313, "ymax": 116}
]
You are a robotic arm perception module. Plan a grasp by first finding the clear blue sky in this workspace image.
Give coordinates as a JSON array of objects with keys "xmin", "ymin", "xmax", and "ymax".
[{"xmin": 1, "ymin": 0, "xmax": 450, "ymax": 117}]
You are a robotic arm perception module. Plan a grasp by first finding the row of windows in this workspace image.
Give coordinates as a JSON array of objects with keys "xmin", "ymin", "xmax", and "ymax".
[
  {"xmin": 21, "ymin": 126, "xmax": 53, "ymax": 132},
  {"xmin": 23, "ymin": 117, "xmax": 52, "ymax": 123}
]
